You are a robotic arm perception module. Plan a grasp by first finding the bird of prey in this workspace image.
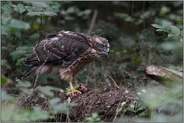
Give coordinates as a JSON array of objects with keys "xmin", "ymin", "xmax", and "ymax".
[{"xmin": 16, "ymin": 30, "xmax": 110, "ymax": 95}]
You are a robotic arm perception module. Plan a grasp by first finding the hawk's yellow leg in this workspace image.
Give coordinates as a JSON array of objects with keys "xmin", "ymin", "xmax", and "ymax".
[{"xmin": 66, "ymin": 81, "xmax": 82, "ymax": 95}]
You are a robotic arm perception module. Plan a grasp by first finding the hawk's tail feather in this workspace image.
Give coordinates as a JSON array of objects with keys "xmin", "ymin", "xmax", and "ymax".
[{"xmin": 15, "ymin": 65, "xmax": 37, "ymax": 81}]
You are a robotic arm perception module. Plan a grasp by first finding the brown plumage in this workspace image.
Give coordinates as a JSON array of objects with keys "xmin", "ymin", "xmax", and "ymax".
[{"xmin": 16, "ymin": 30, "xmax": 109, "ymax": 94}]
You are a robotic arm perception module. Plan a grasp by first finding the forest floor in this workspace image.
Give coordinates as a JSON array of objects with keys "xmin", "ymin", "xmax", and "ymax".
[{"xmin": 18, "ymin": 85, "xmax": 141, "ymax": 122}]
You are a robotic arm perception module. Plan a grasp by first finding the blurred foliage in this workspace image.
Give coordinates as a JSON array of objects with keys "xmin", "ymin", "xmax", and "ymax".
[
  {"xmin": 2, "ymin": 103, "xmax": 52, "ymax": 122},
  {"xmin": 86, "ymin": 112, "xmax": 102, "ymax": 122},
  {"xmin": 152, "ymin": 22, "xmax": 182, "ymax": 41},
  {"xmin": 1, "ymin": 1, "xmax": 183, "ymax": 122},
  {"xmin": 1, "ymin": 89, "xmax": 51, "ymax": 122}
]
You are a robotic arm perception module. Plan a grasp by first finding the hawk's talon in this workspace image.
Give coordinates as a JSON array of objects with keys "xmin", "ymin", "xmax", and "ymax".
[{"xmin": 66, "ymin": 82, "xmax": 82, "ymax": 96}]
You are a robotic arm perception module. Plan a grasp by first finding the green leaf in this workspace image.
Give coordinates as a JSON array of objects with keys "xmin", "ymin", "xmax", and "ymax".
[
  {"xmin": 36, "ymin": 86, "xmax": 60, "ymax": 97},
  {"xmin": 11, "ymin": 106, "xmax": 52, "ymax": 121},
  {"xmin": 1, "ymin": 76, "xmax": 8, "ymax": 85},
  {"xmin": 31, "ymin": 2, "xmax": 49, "ymax": 8},
  {"xmin": 115, "ymin": 13, "xmax": 134, "ymax": 22},
  {"xmin": 1, "ymin": 17, "xmax": 11, "ymax": 25},
  {"xmin": 49, "ymin": 98, "xmax": 61, "ymax": 106},
  {"xmin": 86, "ymin": 117, "xmax": 94, "ymax": 122},
  {"xmin": 170, "ymin": 25, "xmax": 180, "ymax": 36},
  {"xmin": 24, "ymin": 5, "xmax": 32, "ymax": 11},
  {"xmin": 95, "ymin": 117, "xmax": 101, "ymax": 121},
  {"xmin": 27, "ymin": 107, "xmax": 52, "ymax": 121},
  {"xmin": 10, "ymin": 46, "xmax": 31, "ymax": 60},
  {"xmin": 12, "ymin": 4, "xmax": 26, "ymax": 14},
  {"xmin": 92, "ymin": 113, "xmax": 98, "ymax": 119},
  {"xmin": 36, "ymin": 86, "xmax": 54, "ymax": 97},
  {"xmin": 1, "ymin": 90, "xmax": 14, "ymax": 101},
  {"xmin": 16, "ymin": 81, "xmax": 31, "ymax": 88},
  {"xmin": 52, "ymin": 103, "xmax": 69, "ymax": 114},
  {"xmin": 17, "ymin": 4, "xmax": 26, "ymax": 14},
  {"xmin": 8, "ymin": 19, "xmax": 30, "ymax": 29},
  {"xmin": 156, "ymin": 29, "xmax": 164, "ymax": 32},
  {"xmin": 11, "ymin": 49, "xmax": 26, "ymax": 61},
  {"xmin": 78, "ymin": 9, "xmax": 91, "ymax": 16},
  {"xmin": 1, "ymin": 25, "xmax": 10, "ymax": 35},
  {"xmin": 151, "ymin": 24, "xmax": 162, "ymax": 29},
  {"xmin": 162, "ymin": 21, "xmax": 171, "ymax": 32},
  {"xmin": 18, "ymin": 4, "xmax": 26, "ymax": 14},
  {"xmin": 160, "ymin": 6, "xmax": 170, "ymax": 15},
  {"xmin": 2, "ymin": 103, "xmax": 53, "ymax": 122},
  {"xmin": 43, "ymin": 11, "xmax": 57, "ymax": 16},
  {"xmin": 168, "ymin": 33, "xmax": 175, "ymax": 38},
  {"xmin": 47, "ymin": 2, "xmax": 61, "ymax": 13},
  {"xmin": 1, "ymin": 2, "xmax": 13, "ymax": 15},
  {"xmin": 2, "ymin": 103, "xmax": 17, "ymax": 121},
  {"xmin": 16, "ymin": 58, "xmax": 25, "ymax": 66},
  {"xmin": 1, "ymin": 59, "xmax": 11, "ymax": 69},
  {"xmin": 27, "ymin": 11, "xmax": 57, "ymax": 16},
  {"xmin": 10, "ymin": 28, "xmax": 22, "ymax": 39}
]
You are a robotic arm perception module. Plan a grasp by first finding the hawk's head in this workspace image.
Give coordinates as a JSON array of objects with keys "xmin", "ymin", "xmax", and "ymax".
[{"xmin": 91, "ymin": 36, "xmax": 110, "ymax": 56}]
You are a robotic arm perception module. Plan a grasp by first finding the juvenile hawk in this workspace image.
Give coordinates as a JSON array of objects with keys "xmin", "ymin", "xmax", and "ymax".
[{"xmin": 16, "ymin": 30, "xmax": 110, "ymax": 95}]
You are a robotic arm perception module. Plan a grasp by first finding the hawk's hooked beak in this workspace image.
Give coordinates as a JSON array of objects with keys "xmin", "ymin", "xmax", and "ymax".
[
  {"xmin": 101, "ymin": 47, "xmax": 110, "ymax": 57},
  {"xmin": 102, "ymin": 52, "xmax": 109, "ymax": 56}
]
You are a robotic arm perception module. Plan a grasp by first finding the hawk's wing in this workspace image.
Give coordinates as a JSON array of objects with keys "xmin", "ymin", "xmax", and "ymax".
[{"xmin": 25, "ymin": 31, "xmax": 90, "ymax": 67}]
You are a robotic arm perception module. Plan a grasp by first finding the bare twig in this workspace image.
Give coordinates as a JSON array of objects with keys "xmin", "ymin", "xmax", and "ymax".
[
  {"xmin": 87, "ymin": 9, "xmax": 98, "ymax": 35},
  {"xmin": 106, "ymin": 74, "xmax": 120, "ymax": 89},
  {"xmin": 112, "ymin": 103, "xmax": 121, "ymax": 122}
]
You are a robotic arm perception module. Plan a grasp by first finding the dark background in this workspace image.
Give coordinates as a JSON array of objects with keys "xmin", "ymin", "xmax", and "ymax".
[
  {"xmin": 1, "ymin": 1, "xmax": 183, "ymax": 88},
  {"xmin": 1, "ymin": 1, "xmax": 183, "ymax": 122}
]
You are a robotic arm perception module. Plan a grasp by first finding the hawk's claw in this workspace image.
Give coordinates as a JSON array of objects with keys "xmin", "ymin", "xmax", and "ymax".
[
  {"xmin": 66, "ymin": 82, "xmax": 88, "ymax": 97},
  {"xmin": 66, "ymin": 88, "xmax": 81, "ymax": 96},
  {"xmin": 66, "ymin": 82, "xmax": 82, "ymax": 97}
]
